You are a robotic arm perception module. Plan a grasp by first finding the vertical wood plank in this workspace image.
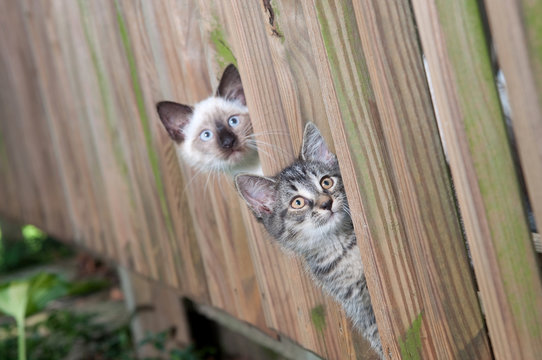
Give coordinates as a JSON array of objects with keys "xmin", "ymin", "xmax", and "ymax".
[
  {"xmin": 122, "ymin": 0, "xmax": 266, "ymax": 330},
  {"xmin": 76, "ymin": 0, "xmax": 152, "ymax": 277},
  {"xmin": 138, "ymin": 0, "xmax": 238, "ymax": 314},
  {"xmin": 223, "ymin": 1, "xmax": 365, "ymax": 358},
  {"xmin": 484, "ymin": 0, "xmax": 542, "ymax": 237},
  {"xmin": 20, "ymin": 0, "xmax": 116, "ymax": 258},
  {"xmin": 0, "ymin": 10, "xmax": 24, "ymax": 222},
  {"xmin": 304, "ymin": 0, "xmax": 491, "ymax": 358},
  {"xmin": 53, "ymin": 0, "xmax": 141, "ymax": 271},
  {"xmin": 411, "ymin": 0, "xmax": 542, "ymax": 358},
  {"xmin": 158, "ymin": 0, "xmax": 269, "ymax": 332},
  {"xmin": 125, "ymin": 0, "xmax": 210, "ymax": 300},
  {"xmin": 115, "ymin": 0, "xmax": 195, "ymax": 291},
  {"xmin": 351, "ymin": 0, "xmax": 491, "ymax": 355},
  {"xmin": 0, "ymin": 0, "xmax": 74, "ymax": 239}
]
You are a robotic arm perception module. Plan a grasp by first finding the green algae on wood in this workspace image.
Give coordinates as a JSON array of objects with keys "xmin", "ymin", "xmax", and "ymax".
[
  {"xmin": 399, "ymin": 312, "xmax": 423, "ymax": 360},
  {"xmin": 435, "ymin": 0, "xmax": 542, "ymax": 342},
  {"xmin": 113, "ymin": 0, "xmax": 176, "ymax": 248},
  {"xmin": 78, "ymin": 0, "xmax": 130, "ymax": 181},
  {"xmin": 266, "ymin": 0, "xmax": 284, "ymax": 42},
  {"xmin": 310, "ymin": 305, "xmax": 326, "ymax": 334},
  {"xmin": 524, "ymin": 0, "xmax": 542, "ymax": 96},
  {"xmin": 210, "ymin": 20, "xmax": 237, "ymax": 69}
]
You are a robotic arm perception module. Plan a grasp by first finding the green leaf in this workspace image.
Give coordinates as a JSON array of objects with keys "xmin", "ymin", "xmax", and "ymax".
[
  {"xmin": 0, "ymin": 281, "xmax": 29, "ymax": 360},
  {"xmin": 21, "ymin": 225, "xmax": 47, "ymax": 241},
  {"xmin": 25, "ymin": 273, "xmax": 69, "ymax": 316},
  {"xmin": 0, "ymin": 273, "xmax": 69, "ymax": 360},
  {"xmin": 0, "ymin": 281, "xmax": 29, "ymax": 321},
  {"xmin": 67, "ymin": 278, "xmax": 110, "ymax": 297}
]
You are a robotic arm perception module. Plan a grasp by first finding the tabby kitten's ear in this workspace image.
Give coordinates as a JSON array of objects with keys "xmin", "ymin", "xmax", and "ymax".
[
  {"xmin": 235, "ymin": 174, "xmax": 276, "ymax": 219},
  {"xmin": 156, "ymin": 101, "xmax": 193, "ymax": 143},
  {"xmin": 216, "ymin": 64, "xmax": 246, "ymax": 106},
  {"xmin": 301, "ymin": 122, "xmax": 337, "ymax": 166}
]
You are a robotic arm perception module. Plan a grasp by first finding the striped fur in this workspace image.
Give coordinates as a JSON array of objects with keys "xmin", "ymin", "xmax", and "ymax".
[{"xmin": 235, "ymin": 123, "xmax": 382, "ymax": 357}]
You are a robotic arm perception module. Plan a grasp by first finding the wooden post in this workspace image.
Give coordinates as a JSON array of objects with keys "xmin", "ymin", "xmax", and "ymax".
[{"xmin": 304, "ymin": 1, "xmax": 491, "ymax": 358}]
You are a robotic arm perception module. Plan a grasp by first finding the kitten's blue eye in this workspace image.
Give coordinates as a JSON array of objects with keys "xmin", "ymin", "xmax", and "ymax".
[
  {"xmin": 228, "ymin": 116, "xmax": 240, "ymax": 127},
  {"xmin": 200, "ymin": 130, "xmax": 213, "ymax": 141}
]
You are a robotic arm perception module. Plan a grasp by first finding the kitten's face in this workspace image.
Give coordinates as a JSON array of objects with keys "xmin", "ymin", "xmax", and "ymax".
[
  {"xmin": 236, "ymin": 123, "xmax": 352, "ymax": 254},
  {"xmin": 156, "ymin": 64, "xmax": 259, "ymax": 173},
  {"xmin": 271, "ymin": 158, "xmax": 350, "ymax": 251},
  {"xmin": 180, "ymin": 97, "xmax": 257, "ymax": 172}
]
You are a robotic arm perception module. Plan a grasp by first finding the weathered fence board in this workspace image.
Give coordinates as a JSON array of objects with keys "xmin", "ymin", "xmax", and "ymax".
[
  {"xmin": 0, "ymin": 0, "xmax": 73, "ymax": 240},
  {"xmin": 22, "ymin": 0, "xmax": 111, "ymax": 259},
  {"xmin": 411, "ymin": 0, "xmax": 542, "ymax": 358},
  {"xmin": 303, "ymin": 1, "xmax": 491, "ymax": 358},
  {"xmin": 223, "ymin": 2, "xmax": 363, "ymax": 357},
  {"xmin": 1, "ymin": 0, "xmax": 540, "ymax": 359},
  {"xmin": 484, "ymin": 0, "xmax": 542, "ymax": 240}
]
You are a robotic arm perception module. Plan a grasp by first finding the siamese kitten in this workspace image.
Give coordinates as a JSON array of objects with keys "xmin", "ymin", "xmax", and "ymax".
[
  {"xmin": 235, "ymin": 123, "xmax": 382, "ymax": 357},
  {"xmin": 156, "ymin": 65, "xmax": 260, "ymax": 174}
]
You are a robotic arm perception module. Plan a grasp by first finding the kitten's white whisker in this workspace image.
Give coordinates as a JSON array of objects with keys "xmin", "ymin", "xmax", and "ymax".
[
  {"xmin": 216, "ymin": 166, "xmax": 227, "ymax": 196},
  {"xmin": 248, "ymin": 138, "xmax": 291, "ymax": 152},
  {"xmin": 203, "ymin": 170, "xmax": 214, "ymax": 198},
  {"xmin": 181, "ymin": 167, "xmax": 206, "ymax": 201},
  {"xmin": 249, "ymin": 130, "xmax": 290, "ymax": 137},
  {"xmin": 246, "ymin": 142, "xmax": 274, "ymax": 161},
  {"xmin": 246, "ymin": 139, "xmax": 293, "ymax": 160},
  {"xmin": 212, "ymin": 172, "xmax": 219, "ymax": 197}
]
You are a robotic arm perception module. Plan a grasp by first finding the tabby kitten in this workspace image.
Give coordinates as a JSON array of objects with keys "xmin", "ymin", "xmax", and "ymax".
[
  {"xmin": 235, "ymin": 123, "xmax": 382, "ymax": 357},
  {"xmin": 156, "ymin": 65, "xmax": 259, "ymax": 174}
]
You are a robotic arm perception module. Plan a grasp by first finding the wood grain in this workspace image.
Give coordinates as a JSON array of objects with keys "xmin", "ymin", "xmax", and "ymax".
[
  {"xmin": 303, "ymin": 0, "xmax": 491, "ymax": 358},
  {"xmin": 20, "ymin": 0, "xmax": 114, "ymax": 258},
  {"xmin": 412, "ymin": 0, "xmax": 542, "ymax": 358},
  {"xmin": 0, "ymin": 1, "xmax": 537, "ymax": 358},
  {"xmin": 223, "ymin": 1, "xmax": 364, "ymax": 357},
  {"xmin": 120, "ymin": 0, "xmax": 267, "ymax": 329},
  {"xmin": 483, "ymin": 0, "xmax": 542, "ymax": 244},
  {"xmin": 0, "ymin": 0, "xmax": 73, "ymax": 239}
]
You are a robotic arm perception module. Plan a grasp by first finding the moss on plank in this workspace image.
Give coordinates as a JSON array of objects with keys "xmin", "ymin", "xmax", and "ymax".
[
  {"xmin": 524, "ymin": 1, "xmax": 542, "ymax": 81},
  {"xmin": 399, "ymin": 312, "xmax": 423, "ymax": 360},
  {"xmin": 210, "ymin": 20, "xmax": 237, "ymax": 69},
  {"xmin": 270, "ymin": 0, "xmax": 285, "ymax": 43},
  {"xmin": 78, "ymin": 0, "xmax": 130, "ymax": 181},
  {"xmin": 310, "ymin": 305, "xmax": 326, "ymax": 334},
  {"xmin": 436, "ymin": 0, "xmax": 542, "ymax": 339},
  {"xmin": 113, "ymin": 0, "xmax": 176, "ymax": 248}
]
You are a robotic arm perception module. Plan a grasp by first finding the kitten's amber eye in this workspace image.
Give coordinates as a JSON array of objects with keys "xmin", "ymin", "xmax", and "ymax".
[
  {"xmin": 290, "ymin": 196, "xmax": 306, "ymax": 209},
  {"xmin": 320, "ymin": 176, "xmax": 334, "ymax": 190}
]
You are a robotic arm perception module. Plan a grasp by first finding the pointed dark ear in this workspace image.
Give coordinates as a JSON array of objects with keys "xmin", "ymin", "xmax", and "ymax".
[
  {"xmin": 235, "ymin": 174, "xmax": 276, "ymax": 219},
  {"xmin": 156, "ymin": 101, "xmax": 193, "ymax": 143},
  {"xmin": 301, "ymin": 122, "xmax": 337, "ymax": 166},
  {"xmin": 216, "ymin": 64, "xmax": 246, "ymax": 106}
]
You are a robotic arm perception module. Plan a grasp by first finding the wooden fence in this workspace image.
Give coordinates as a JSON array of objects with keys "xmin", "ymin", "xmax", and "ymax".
[{"xmin": 0, "ymin": 0, "xmax": 541, "ymax": 359}]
